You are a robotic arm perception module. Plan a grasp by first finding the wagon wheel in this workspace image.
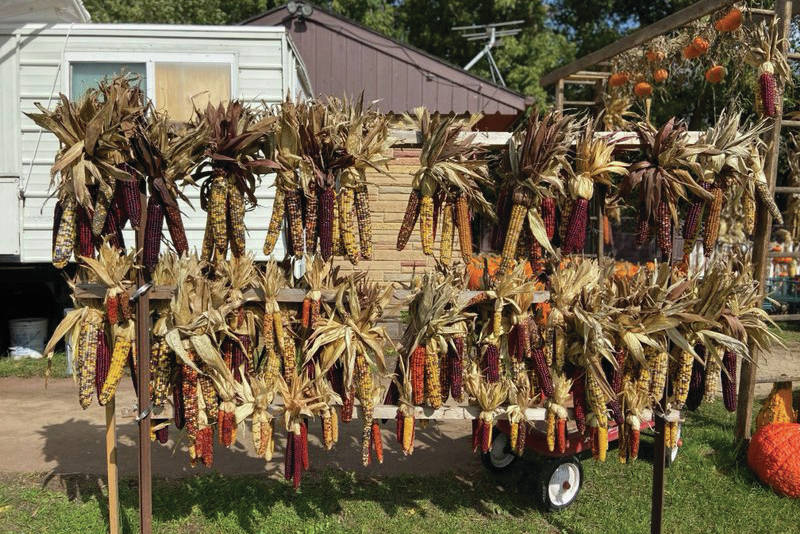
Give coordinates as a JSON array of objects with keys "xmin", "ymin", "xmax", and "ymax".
[
  {"xmin": 536, "ymin": 457, "xmax": 583, "ymax": 511},
  {"xmin": 480, "ymin": 426, "xmax": 518, "ymax": 473}
]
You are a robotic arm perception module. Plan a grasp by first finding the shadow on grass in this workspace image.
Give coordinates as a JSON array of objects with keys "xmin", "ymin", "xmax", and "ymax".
[{"xmin": 35, "ymin": 418, "xmax": 555, "ymax": 533}]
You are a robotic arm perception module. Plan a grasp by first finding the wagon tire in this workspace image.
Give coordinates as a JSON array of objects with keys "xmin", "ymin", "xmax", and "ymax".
[
  {"xmin": 536, "ymin": 457, "xmax": 583, "ymax": 511},
  {"xmin": 480, "ymin": 426, "xmax": 518, "ymax": 473}
]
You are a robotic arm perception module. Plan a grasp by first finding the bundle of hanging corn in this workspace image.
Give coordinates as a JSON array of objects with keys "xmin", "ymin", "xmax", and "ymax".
[
  {"xmin": 497, "ymin": 111, "xmax": 575, "ymax": 275},
  {"xmin": 545, "ymin": 373, "xmax": 572, "ymax": 454},
  {"xmin": 192, "ymin": 101, "xmax": 276, "ymax": 263},
  {"xmin": 278, "ymin": 371, "xmax": 326, "ymax": 489},
  {"xmin": 398, "ymin": 272, "xmax": 472, "ymax": 410},
  {"xmin": 745, "ymin": 19, "xmax": 792, "ymax": 118},
  {"xmin": 216, "ymin": 255, "xmax": 260, "ymax": 383},
  {"xmin": 397, "ymin": 108, "xmax": 490, "ymax": 265},
  {"xmin": 464, "ymin": 363, "xmax": 510, "ymax": 454},
  {"xmin": 259, "ymin": 261, "xmax": 294, "ymax": 385},
  {"xmin": 129, "ymin": 111, "xmax": 208, "ymax": 269},
  {"xmin": 622, "ymin": 118, "xmax": 711, "ymax": 258},
  {"xmin": 26, "ymin": 75, "xmax": 145, "ymax": 268},
  {"xmin": 561, "ymin": 119, "xmax": 628, "ymax": 254},
  {"xmin": 330, "ymin": 96, "xmax": 395, "ymax": 263},
  {"xmin": 304, "ymin": 275, "xmax": 393, "ymax": 465},
  {"xmin": 505, "ymin": 379, "xmax": 537, "ymax": 456},
  {"xmin": 389, "ymin": 352, "xmax": 418, "ymax": 456},
  {"xmin": 686, "ymin": 109, "xmax": 773, "ymax": 263},
  {"xmin": 238, "ymin": 371, "xmax": 276, "ymax": 461},
  {"xmin": 45, "ymin": 240, "xmax": 137, "ymax": 408}
]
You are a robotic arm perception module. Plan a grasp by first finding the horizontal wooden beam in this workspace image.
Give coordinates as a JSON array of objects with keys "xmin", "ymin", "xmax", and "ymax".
[
  {"xmin": 773, "ymin": 186, "xmax": 800, "ymax": 193},
  {"xmin": 780, "ymin": 119, "xmax": 800, "ymax": 128},
  {"xmin": 73, "ymin": 283, "xmax": 550, "ymax": 305},
  {"xmin": 767, "ymin": 313, "xmax": 800, "ymax": 321},
  {"xmin": 540, "ymin": 0, "xmax": 734, "ymax": 87},
  {"xmin": 563, "ymin": 100, "xmax": 598, "ymax": 106},
  {"xmin": 755, "ymin": 374, "xmax": 800, "ymax": 384},
  {"xmin": 767, "ymin": 250, "xmax": 800, "ymax": 258}
]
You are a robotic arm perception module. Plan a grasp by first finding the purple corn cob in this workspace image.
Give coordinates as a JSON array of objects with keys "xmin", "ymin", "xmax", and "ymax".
[
  {"xmin": 284, "ymin": 431, "xmax": 295, "ymax": 481},
  {"xmin": 94, "ymin": 329, "xmax": 110, "ymax": 399},
  {"xmin": 318, "ymin": 187, "xmax": 335, "ymax": 260},
  {"xmin": 164, "ymin": 203, "xmax": 188, "ymax": 256},
  {"xmin": 685, "ymin": 344, "xmax": 706, "ymax": 411},
  {"xmin": 119, "ymin": 178, "xmax": 141, "ymax": 227},
  {"xmin": 531, "ymin": 347, "xmax": 553, "ymax": 398},
  {"xmin": 721, "ymin": 350, "xmax": 737, "ymax": 412},
  {"xmin": 570, "ymin": 369, "xmax": 587, "ymax": 435},
  {"xmin": 154, "ymin": 422, "xmax": 169, "ymax": 444},
  {"xmin": 77, "ymin": 206, "xmax": 95, "ymax": 258},
  {"xmin": 760, "ymin": 71, "xmax": 777, "ymax": 117},
  {"xmin": 449, "ymin": 337, "xmax": 464, "ymax": 400},
  {"xmin": 143, "ymin": 194, "xmax": 164, "ymax": 270},
  {"xmin": 173, "ymin": 369, "xmax": 185, "ymax": 430},
  {"xmin": 656, "ymin": 200, "xmax": 672, "ymax": 257},
  {"xmin": 563, "ymin": 198, "xmax": 589, "ymax": 254},
  {"xmin": 541, "ymin": 197, "xmax": 557, "ymax": 240},
  {"xmin": 52, "ymin": 200, "xmax": 64, "ymax": 253}
]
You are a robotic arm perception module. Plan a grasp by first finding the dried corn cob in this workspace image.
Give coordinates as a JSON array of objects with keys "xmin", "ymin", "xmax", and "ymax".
[
  {"xmin": 318, "ymin": 186, "xmax": 335, "ymax": 260},
  {"xmin": 419, "ymin": 192, "xmax": 434, "ymax": 255},
  {"xmin": 449, "ymin": 337, "xmax": 464, "ymax": 401},
  {"xmin": 92, "ymin": 192, "xmax": 112, "ymax": 237},
  {"xmin": 95, "ymin": 326, "xmax": 110, "ymax": 400},
  {"xmin": 354, "ymin": 352, "xmax": 374, "ymax": 466},
  {"xmin": 500, "ymin": 200, "xmax": 527, "ymax": 274},
  {"xmin": 264, "ymin": 187, "xmax": 285, "ymax": 255},
  {"xmin": 704, "ymin": 349, "xmax": 721, "ymax": 402},
  {"xmin": 53, "ymin": 197, "xmax": 77, "ymax": 268},
  {"xmin": 226, "ymin": 181, "xmax": 246, "ymax": 257},
  {"xmin": 672, "ymin": 350, "xmax": 694, "ymax": 408},
  {"xmin": 410, "ymin": 345, "xmax": 426, "ymax": 405},
  {"xmin": 682, "ymin": 197, "xmax": 705, "ymax": 262},
  {"xmin": 586, "ymin": 370, "xmax": 608, "ymax": 462},
  {"xmin": 397, "ymin": 189, "xmax": 421, "ymax": 251},
  {"xmin": 571, "ymin": 372, "xmax": 587, "ymax": 435},
  {"xmin": 150, "ymin": 338, "xmax": 172, "ymax": 407},
  {"xmin": 119, "ymin": 178, "xmax": 141, "ymax": 227},
  {"xmin": 78, "ymin": 312, "xmax": 102, "ymax": 409},
  {"xmin": 439, "ymin": 351, "xmax": 451, "ymax": 404},
  {"xmin": 439, "ymin": 200, "xmax": 454, "ymax": 265},
  {"xmin": 563, "ymin": 198, "xmax": 589, "ymax": 254},
  {"xmin": 99, "ymin": 327, "xmax": 132, "ymax": 405},
  {"xmin": 338, "ymin": 188, "xmax": 359, "ymax": 264},
  {"xmin": 144, "ymin": 195, "xmax": 164, "ymax": 270},
  {"xmin": 52, "ymin": 200, "xmax": 64, "ymax": 255},
  {"xmin": 454, "ymin": 195, "xmax": 472, "ymax": 263},
  {"xmin": 209, "ymin": 173, "xmax": 229, "ymax": 259},
  {"xmin": 483, "ymin": 342, "xmax": 500, "ymax": 383},
  {"xmin": 304, "ymin": 186, "xmax": 319, "ymax": 254},
  {"xmin": 759, "ymin": 62, "xmax": 778, "ymax": 117},
  {"xmin": 649, "ymin": 351, "xmax": 669, "ymax": 401},
  {"xmin": 656, "ymin": 201, "xmax": 672, "ymax": 257},
  {"xmin": 281, "ymin": 314, "xmax": 296, "ymax": 383},
  {"xmin": 491, "ymin": 186, "xmax": 511, "ymax": 250},
  {"xmin": 541, "ymin": 197, "xmax": 556, "ymax": 240},
  {"xmin": 76, "ymin": 206, "xmax": 94, "ymax": 259},
  {"xmin": 354, "ymin": 183, "xmax": 373, "ymax": 260},
  {"xmin": 370, "ymin": 420, "xmax": 383, "ymax": 464},
  {"xmin": 285, "ymin": 188, "xmax": 304, "ymax": 257},
  {"xmin": 424, "ymin": 342, "xmax": 442, "ymax": 409},
  {"xmin": 721, "ymin": 350, "xmax": 737, "ymax": 412},
  {"xmin": 703, "ymin": 186, "xmax": 724, "ymax": 257},
  {"xmin": 198, "ymin": 376, "xmax": 218, "ymax": 423},
  {"xmin": 635, "ymin": 215, "xmax": 650, "ymax": 247},
  {"xmin": 341, "ymin": 387, "xmax": 355, "ymax": 423}
]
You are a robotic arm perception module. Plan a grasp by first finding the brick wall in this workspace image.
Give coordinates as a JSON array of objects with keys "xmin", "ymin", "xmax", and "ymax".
[{"xmin": 332, "ymin": 148, "xmax": 442, "ymax": 282}]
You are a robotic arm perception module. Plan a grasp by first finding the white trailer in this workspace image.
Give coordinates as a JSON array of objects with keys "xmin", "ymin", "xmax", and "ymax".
[{"xmin": 0, "ymin": 22, "xmax": 312, "ymax": 263}]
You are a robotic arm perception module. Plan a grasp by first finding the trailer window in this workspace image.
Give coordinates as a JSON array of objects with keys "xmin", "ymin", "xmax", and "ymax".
[
  {"xmin": 70, "ymin": 62, "xmax": 146, "ymax": 99},
  {"xmin": 154, "ymin": 62, "xmax": 232, "ymax": 122}
]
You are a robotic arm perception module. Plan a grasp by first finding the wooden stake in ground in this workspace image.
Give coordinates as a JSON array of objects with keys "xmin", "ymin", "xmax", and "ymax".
[{"xmin": 105, "ymin": 401, "xmax": 119, "ymax": 534}]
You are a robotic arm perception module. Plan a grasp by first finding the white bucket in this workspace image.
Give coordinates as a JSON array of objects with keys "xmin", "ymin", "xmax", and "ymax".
[{"xmin": 9, "ymin": 318, "xmax": 48, "ymax": 359}]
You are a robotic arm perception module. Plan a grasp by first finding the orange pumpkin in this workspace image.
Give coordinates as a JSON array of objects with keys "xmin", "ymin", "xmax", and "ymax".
[
  {"xmin": 608, "ymin": 72, "xmax": 629, "ymax": 87},
  {"xmin": 634, "ymin": 81, "xmax": 653, "ymax": 97},
  {"xmin": 692, "ymin": 36, "xmax": 710, "ymax": 54},
  {"xmin": 756, "ymin": 383, "xmax": 797, "ymax": 431},
  {"xmin": 646, "ymin": 49, "xmax": 665, "ymax": 62},
  {"xmin": 683, "ymin": 44, "xmax": 702, "ymax": 59},
  {"xmin": 705, "ymin": 65, "xmax": 726, "ymax": 84},
  {"xmin": 747, "ymin": 423, "xmax": 800, "ymax": 498},
  {"xmin": 715, "ymin": 8, "xmax": 742, "ymax": 32},
  {"xmin": 653, "ymin": 68, "xmax": 669, "ymax": 83},
  {"xmin": 465, "ymin": 255, "xmax": 533, "ymax": 290}
]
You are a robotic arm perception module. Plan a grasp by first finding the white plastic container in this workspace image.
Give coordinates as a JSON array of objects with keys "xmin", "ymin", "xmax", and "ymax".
[{"xmin": 9, "ymin": 318, "xmax": 48, "ymax": 359}]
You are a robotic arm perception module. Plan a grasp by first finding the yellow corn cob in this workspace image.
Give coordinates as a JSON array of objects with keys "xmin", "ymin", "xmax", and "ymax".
[
  {"xmin": 209, "ymin": 174, "xmax": 228, "ymax": 259},
  {"xmin": 586, "ymin": 371, "xmax": 608, "ymax": 461},
  {"xmin": 704, "ymin": 348, "xmax": 721, "ymax": 402},
  {"xmin": 500, "ymin": 203, "xmax": 527, "ymax": 274},
  {"xmin": 338, "ymin": 188, "xmax": 359, "ymax": 264},
  {"xmin": 510, "ymin": 421, "xmax": 519, "ymax": 450},
  {"xmin": 99, "ymin": 328, "xmax": 132, "ymax": 405},
  {"xmin": 439, "ymin": 200, "xmax": 454, "ymax": 265},
  {"xmin": 53, "ymin": 197, "xmax": 77, "ymax": 269},
  {"xmin": 262, "ymin": 311, "xmax": 274, "ymax": 359},
  {"xmin": 273, "ymin": 310, "xmax": 285, "ymax": 356},
  {"xmin": 227, "ymin": 177, "xmax": 246, "ymax": 257},
  {"xmin": 331, "ymin": 407, "xmax": 339, "ymax": 444},
  {"xmin": 332, "ymin": 191, "xmax": 342, "ymax": 256},
  {"xmin": 743, "ymin": 190, "xmax": 755, "ymax": 235},
  {"xmin": 402, "ymin": 414, "xmax": 414, "ymax": 454},
  {"xmin": 493, "ymin": 306, "xmax": 503, "ymax": 338},
  {"xmin": 454, "ymin": 195, "xmax": 472, "ymax": 263},
  {"xmin": 419, "ymin": 194, "xmax": 434, "ymax": 255},
  {"xmin": 201, "ymin": 216, "xmax": 214, "ymax": 261},
  {"xmin": 323, "ymin": 412, "xmax": 334, "ymax": 449},
  {"xmin": 281, "ymin": 314, "xmax": 295, "ymax": 383},
  {"xmin": 91, "ymin": 192, "xmax": 112, "ymax": 237},
  {"xmin": 673, "ymin": 350, "xmax": 694, "ymax": 407},
  {"xmin": 199, "ymin": 375, "xmax": 218, "ymax": 423},
  {"xmin": 264, "ymin": 187, "xmax": 285, "ymax": 255},
  {"xmin": 636, "ymin": 364, "xmax": 651, "ymax": 400},
  {"xmin": 424, "ymin": 342, "xmax": 442, "ymax": 409},
  {"xmin": 546, "ymin": 410, "xmax": 555, "ymax": 452},
  {"xmin": 151, "ymin": 338, "xmax": 172, "ymax": 407},
  {"xmin": 666, "ymin": 421, "xmax": 679, "ymax": 448},
  {"xmin": 649, "ymin": 351, "xmax": 669, "ymax": 401},
  {"xmin": 355, "ymin": 351, "xmax": 374, "ymax": 466},
  {"xmin": 78, "ymin": 313, "xmax": 102, "ymax": 409},
  {"xmin": 354, "ymin": 183, "xmax": 373, "ymax": 260}
]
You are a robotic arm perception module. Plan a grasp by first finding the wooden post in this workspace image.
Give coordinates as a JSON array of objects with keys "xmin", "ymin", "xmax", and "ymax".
[
  {"xmin": 555, "ymin": 79, "xmax": 565, "ymax": 112},
  {"xmin": 135, "ymin": 190, "xmax": 153, "ymax": 534},
  {"xmin": 735, "ymin": 0, "xmax": 792, "ymax": 441},
  {"xmin": 105, "ymin": 401, "xmax": 119, "ymax": 534},
  {"xmin": 650, "ymin": 414, "xmax": 666, "ymax": 534}
]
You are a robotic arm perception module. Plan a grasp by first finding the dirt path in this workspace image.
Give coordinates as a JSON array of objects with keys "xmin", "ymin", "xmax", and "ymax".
[{"xmin": 0, "ymin": 377, "xmax": 480, "ymax": 478}]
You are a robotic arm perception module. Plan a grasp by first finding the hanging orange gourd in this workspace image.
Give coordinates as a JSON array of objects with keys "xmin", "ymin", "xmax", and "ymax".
[
  {"xmin": 683, "ymin": 36, "xmax": 709, "ymax": 59},
  {"xmin": 634, "ymin": 81, "xmax": 653, "ymax": 97},
  {"xmin": 705, "ymin": 65, "xmax": 726, "ymax": 84},
  {"xmin": 715, "ymin": 8, "xmax": 742, "ymax": 32},
  {"xmin": 653, "ymin": 69, "xmax": 669, "ymax": 83},
  {"xmin": 747, "ymin": 423, "xmax": 800, "ymax": 498},
  {"xmin": 608, "ymin": 72, "xmax": 629, "ymax": 87},
  {"xmin": 646, "ymin": 49, "xmax": 665, "ymax": 62}
]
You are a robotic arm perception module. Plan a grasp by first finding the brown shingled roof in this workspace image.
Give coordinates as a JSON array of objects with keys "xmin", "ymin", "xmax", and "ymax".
[{"xmin": 242, "ymin": 3, "xmax": 530, "ymax": 122}]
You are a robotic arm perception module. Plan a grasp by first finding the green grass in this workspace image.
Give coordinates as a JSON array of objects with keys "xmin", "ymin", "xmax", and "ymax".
[
  {"xmin": 771, "ymin": 323, "xmax": 800, "ymax": 344},
  {"xmin": 0, "ymin": 352, "xmax": 67, "ymax": 378},
  {"xmin": 0, "ymin": 402, "xmax": 798, "ymax": 534}
]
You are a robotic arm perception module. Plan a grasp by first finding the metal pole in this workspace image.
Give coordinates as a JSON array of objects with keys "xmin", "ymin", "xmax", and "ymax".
[
  {"xmin": 135, "ymin": 189, "xmax": 152, "ymax": 534},
  {"xmin": 735, "ymin": 0, "xmax": 791, "ymax": 441}
]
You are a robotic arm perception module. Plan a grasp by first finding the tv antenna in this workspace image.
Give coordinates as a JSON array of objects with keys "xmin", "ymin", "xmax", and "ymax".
[{"xmin": 452, "ymin": 20, "xmax": 523, "ymax": 87}]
